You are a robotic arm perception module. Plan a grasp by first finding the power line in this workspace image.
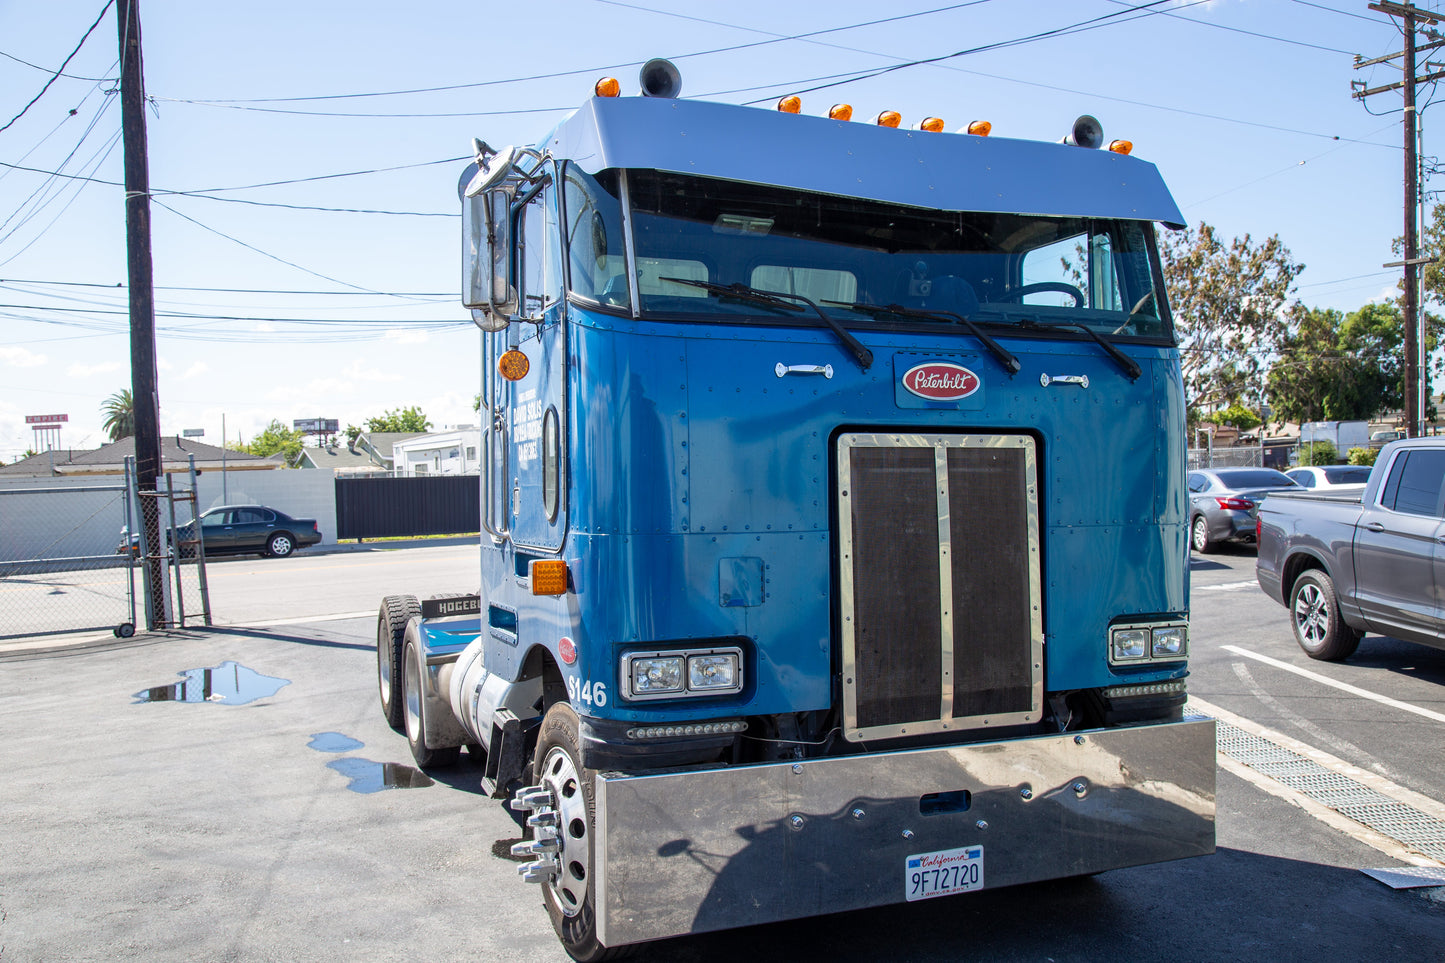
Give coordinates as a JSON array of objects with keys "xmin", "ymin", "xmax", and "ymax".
[
  {"xmin": 0, "ymin": 1, "xmax": 115, "ymax": 135},
  {"xmin": 0, "ymin": 277, "xmax": 452, "ymax": 296}
]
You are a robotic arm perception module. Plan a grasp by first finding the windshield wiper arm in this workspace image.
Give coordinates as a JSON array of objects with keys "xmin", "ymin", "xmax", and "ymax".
[
  {"xmin": 827, "ymin": 301, "xmax": 1021, "ymax": 376},
  {"xmin": 663, "ymin": 277, "xmax": 873, "ymax": 370},
  {"xmin": 1016, "ymin": 318, "xmax": 1141, "ymax": 381}
]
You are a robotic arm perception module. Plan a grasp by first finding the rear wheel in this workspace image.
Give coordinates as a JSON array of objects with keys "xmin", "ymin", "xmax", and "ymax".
[
  {"xmin": 266, "ymin": 532, "xmax": 294, "ymax": 558},
  {"xmin": 1190, "ymin": 515, "xmax": 1216, "ymax": 554},
  {"xmin": 376, "ymin": 595, "xmax": 419, "ymax": 731},
  {"xmin": 404, "ymin": 631, "xmax": 460, "ymax": 769},
  {"xmin": 1289, "ymin": 569, "xmax": 1361, "ymax": 661}
]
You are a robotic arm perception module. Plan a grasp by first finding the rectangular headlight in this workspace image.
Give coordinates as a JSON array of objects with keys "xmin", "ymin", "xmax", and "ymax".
[
  {"xmin": 628, "ymin": 656, "xmax": 684, "ymax": 696},
  {"xmin": 1111, "ymin": 628, "xmax": 1149, "ymax": 662},
  {"xmin": 1152, "ymin": 625, "xmax": 1187, "ymax": 659},
  {"xmin": 688, "ymin": 653, "xmax": 740, "ymax": 692}
]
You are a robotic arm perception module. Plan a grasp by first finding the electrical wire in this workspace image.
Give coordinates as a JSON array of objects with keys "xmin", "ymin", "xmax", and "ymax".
[{"xmin": 0, "ymin": 0, "xmax": 115, "ymax": 135}]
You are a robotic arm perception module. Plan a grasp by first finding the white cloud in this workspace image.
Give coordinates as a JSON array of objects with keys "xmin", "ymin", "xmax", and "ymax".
[
  {"xmin": 385, "ymin": 328, "xmax": 430, "ymax": 345},
  {"xmin": 0, "ymin": 346, "xmax": 47, "ymax": 368},
  {"xmin": 66, "ymin": 361, "xmax": 123, "ymax": 378},
  {"xmin": 183, "ymin": 362, "xmax": 210, "ymax": 380}
]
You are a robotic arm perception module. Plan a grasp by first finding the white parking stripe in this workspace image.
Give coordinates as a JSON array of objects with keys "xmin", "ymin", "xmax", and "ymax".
[
  {"xmin": 1197, "ymin": 580, "xmax": 1259, "ymax": 592},
  {"xmin": 1221, "ymin": 645, "xmax": 1445, "ymax": 725},
  {"xmin": 217, "ymin": 611, "xmax": 374, "ymax": 628}
]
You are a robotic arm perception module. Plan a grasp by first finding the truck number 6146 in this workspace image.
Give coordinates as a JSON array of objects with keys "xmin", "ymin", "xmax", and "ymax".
[{"xmin": 567, "ymin": 676, "xmax": 608, "ymax": 707}]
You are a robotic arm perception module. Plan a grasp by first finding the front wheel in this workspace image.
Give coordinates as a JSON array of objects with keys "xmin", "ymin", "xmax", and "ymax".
[
  {"xmin": 1190, "ymin": 515, "xmax": 1216, "ymax": 554},
  {"xmin": 1289, "ymin": 569, "xmax": 1361, "ymax": 661},
  {"xmin": 526, "ymin": 703, "xmax": 627, "ymax": 962},
  {"xmin": 266, "ymin": 532, "xmax": 294, "ymax": 558}
]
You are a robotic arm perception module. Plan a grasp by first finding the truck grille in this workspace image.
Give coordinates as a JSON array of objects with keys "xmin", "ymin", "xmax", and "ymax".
[{"xmin": 837, "ymin": 433, "xmax": 1043, "ymax": 742}]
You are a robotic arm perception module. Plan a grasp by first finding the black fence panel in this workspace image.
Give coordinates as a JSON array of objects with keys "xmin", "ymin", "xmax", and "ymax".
[{"xmin": 335, "ymin": 475, "xmax": 480, "ymax": 540}]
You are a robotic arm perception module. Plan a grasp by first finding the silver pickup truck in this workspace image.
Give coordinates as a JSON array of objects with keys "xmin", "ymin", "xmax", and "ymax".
[{"xmin": 1256, "ymin": 438, "xmax": 1445, "ymax": 661}]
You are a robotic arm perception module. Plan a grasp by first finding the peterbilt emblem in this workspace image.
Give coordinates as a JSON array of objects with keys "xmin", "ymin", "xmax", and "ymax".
[{"xmin": 902, "ymin": 362, "xmax": 980, "ymax": 401}]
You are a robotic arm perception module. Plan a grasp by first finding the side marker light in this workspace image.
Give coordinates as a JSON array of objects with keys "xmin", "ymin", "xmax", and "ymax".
[
  {"xmin": 595, "ymin": 77, "xmax": 621, "ymax": 98},
  {"xmin": 917, "ymin": 116, "xmax": 945, "ymax": 133},
  {"xmin": 875, "ymin": 110, "xmax": 902, "ymax": 128},
  {"xmin": 829, "ymin": 103, "xmax": 853, "ymax": 121},
  {"xmin": 777, "ymin": 95, "xmax": 802, "ymax": 114},
  {"xmin": 966, "ymin": 120, "xmax": 992, "ymax": 136},
  {"xmin": 499, "ymin": 349, "xmax": 530, "ymax": 381},
  {"xmin": 1108, "ymin": 139, "xmax": 1133, "ymax": 155}
]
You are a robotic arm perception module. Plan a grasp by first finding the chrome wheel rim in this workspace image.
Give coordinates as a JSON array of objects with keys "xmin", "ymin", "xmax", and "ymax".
[
  {"xmin": 377, "ymin": 622, "xmax": 393, "ymax": 708},
  {"xmin": 538, "ymin": 745, "xmax": 590, "ymax": 918},
  {"xmin": 271, "ymin": 535, "xmax": 292, "ymax": 555},
  {"xmin": 1191, "ymin": 517, "xmax": 1207, "ymax": 550},
  {"xmin": 1293, "ymin": 583, "xmax": 1328, "ymax": 647},
  {"xmin": 404, "ymin": 650, "xmax": 423, "ymax": 744}
]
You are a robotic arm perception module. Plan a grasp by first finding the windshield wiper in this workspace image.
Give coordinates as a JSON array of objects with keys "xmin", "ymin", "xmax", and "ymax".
[
  {"xmin": 661, "ymin": 277, "xmax": 873, "ymax": 370},
  {"xmin": 827, "ymin": 301, "xmax": 1021, "ymax": 376},
  {"xmin": 1016, "ymin": 318, "xmax": 1141, "ymax": 381}
]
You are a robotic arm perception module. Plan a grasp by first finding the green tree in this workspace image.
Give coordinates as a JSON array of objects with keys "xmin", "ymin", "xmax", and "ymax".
[
  {"xmin": 244, "ymin": 419, "xmax": 306, "ymax": 467},
  {"xmin": 1347, "ymin": 447, "xmax": 1379, "ymax": 467},
  {"xmin": 100, "ymin": 388, "xmax": 135, "ymax": 441},
  {"xmin": 365, "ymin": 406, "xmax": 431, "ymax": 433},
  {"xmin": 1267, "ymin": 302, "xmax": 1420, "ymax": 424},
  {"xmin": 1199, "ymin": 403, "xmax": 1262, "ymax": 433},
  {"xmin": 1161, "ymin": 223, "xmax": 1304, "ymax": 411}
]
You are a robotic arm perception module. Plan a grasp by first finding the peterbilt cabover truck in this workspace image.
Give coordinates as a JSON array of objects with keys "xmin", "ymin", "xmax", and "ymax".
[{"xmin": 374, "ymin": 59, "xmax": 1215, "ymax": 960}]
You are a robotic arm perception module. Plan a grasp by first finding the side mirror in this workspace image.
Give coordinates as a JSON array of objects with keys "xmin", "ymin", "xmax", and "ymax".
[{"xmin": 461, "ymin": 147, "xmax": 518, "ymax": 331}]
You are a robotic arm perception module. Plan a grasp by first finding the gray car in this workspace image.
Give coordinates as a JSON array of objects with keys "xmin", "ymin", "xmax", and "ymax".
[{"xmin": 1188, "ymin": 467, "xmax": 1303, "ymax": 553}]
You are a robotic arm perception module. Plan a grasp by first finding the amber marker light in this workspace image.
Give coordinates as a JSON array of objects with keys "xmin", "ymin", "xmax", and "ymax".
[
  {"xmin": 875, "ymin": 110, "xmax": 902, "ymax": 128},
  {"xmin": 1108, "ymin": 139, "xmax": 1134, "ymax": 155},
  {"xmin": 917, "ymin": 116, "xmax": 945, "ymax": 133},
  {"xmin": 499, "ymin": 349, "xmax": 530, "ymax": 381},
  {"xmin": 829, "ymin": 103, "xmax": 853, "ymax": 121},
  {"xmin": 777, "ymin": 95, "xmax": 802, "ymax": 114},
  {"xmin": 595, "ymin": 77, "xmax": 621, "ymax": 98},
  {"xmin": 530, "ymin": 559, "xmax": 570, "ymax": 596},
  {"xmin": 966, "ymin": 120, "xmax": 992, "ymax": 136}
]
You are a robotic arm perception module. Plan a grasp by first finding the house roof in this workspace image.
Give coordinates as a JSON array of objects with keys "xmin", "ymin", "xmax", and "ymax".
[
  {"xmin": 298, "ymin": 443, "xmax": 384, "ymax": 470},
  {"xmin": 0, "ymin": 436, "xmax": 274, "ymax": 476},
  {"xmin": 361, "ymin": 432, "xmax": 427, "ymax": 460}
]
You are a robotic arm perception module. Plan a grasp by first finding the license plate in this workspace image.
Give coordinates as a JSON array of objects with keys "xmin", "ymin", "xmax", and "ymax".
[{"xmin": 905, "ymin": 845, "xmax": 984, "ymax": 901}]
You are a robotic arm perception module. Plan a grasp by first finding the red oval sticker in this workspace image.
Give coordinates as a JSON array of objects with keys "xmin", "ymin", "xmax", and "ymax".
[
  {"xmin": 902, "ymin": 362, "xmax": 980, "ymax": 401},
  {"xmin": 558, "ymin": 637, "xmax": 577, "ymax": 665}
]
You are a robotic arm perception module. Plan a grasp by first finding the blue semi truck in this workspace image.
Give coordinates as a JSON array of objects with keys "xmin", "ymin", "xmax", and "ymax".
[{"xmin": 375, "ymin": 60, "xmax": 1215, "ymax": 961}]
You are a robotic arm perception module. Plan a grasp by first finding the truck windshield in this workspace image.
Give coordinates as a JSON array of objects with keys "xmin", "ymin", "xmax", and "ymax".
[{"xmin": 616, "ymin": 169, "xmax": 1172, "ymax": 341}]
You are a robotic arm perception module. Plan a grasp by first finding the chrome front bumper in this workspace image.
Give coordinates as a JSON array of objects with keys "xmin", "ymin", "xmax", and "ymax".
[{"xmin": 595, "ymin": 718, "xmax": 1215, "ymax": 947}]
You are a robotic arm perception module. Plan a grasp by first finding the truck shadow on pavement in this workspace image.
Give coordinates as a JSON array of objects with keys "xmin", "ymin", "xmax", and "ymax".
[{"xmin": 634, "ymin": 847, "xmax": 1441, "ymax": 963}]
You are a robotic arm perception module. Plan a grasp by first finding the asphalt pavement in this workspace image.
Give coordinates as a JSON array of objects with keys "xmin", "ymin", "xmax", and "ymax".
[{"xmin": 1, "ymin": 545, "xmax": 1441, "ymax": 962}]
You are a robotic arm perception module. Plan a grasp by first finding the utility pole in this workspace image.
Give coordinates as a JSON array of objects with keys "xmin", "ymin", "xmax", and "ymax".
[
  {"xmin": 1354, "ymin": 1, "xmax": 1445, "ymax": 438},
  {"xmin": 118, "ymin": 0, "xmax": 167, "ymax": 627}
]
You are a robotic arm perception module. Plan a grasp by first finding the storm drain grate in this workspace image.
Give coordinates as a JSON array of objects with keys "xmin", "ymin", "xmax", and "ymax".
[{"xmin": 1207, "ymin": 715, "xmax": 1445, "ymax": 865}]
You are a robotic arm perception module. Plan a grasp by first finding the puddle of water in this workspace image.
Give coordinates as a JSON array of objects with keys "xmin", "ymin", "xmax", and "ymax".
[
  {"xmin": 327, "ymin": 757, "xmax": 434, "ymax": 794},
  {"xmin": 308, "ymin": 732, "xmax": 364, "ymax": 753},
  {"xmin": 133, "ymin": 662, "xmax": 290, "ymax": 705},
  {"xmin": 492, "ymin": 838, "xmax": 532, "ymax": 862}
]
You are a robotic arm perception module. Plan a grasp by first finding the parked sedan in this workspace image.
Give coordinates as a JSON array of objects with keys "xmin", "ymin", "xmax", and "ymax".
[
  {"xmin": 119, "ymin": 505, "xmax": 322, "ymax": 559},
  {"xmin": 1188, "ymin": 468, "xmax": 1303, "ymax": 553},
  {"xmin": 1285, "ymin": 465, "xmax": 1372, "ymax": 492}
]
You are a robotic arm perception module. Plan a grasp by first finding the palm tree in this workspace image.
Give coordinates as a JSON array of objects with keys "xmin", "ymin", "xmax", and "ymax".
[{"xmin": 101, "ymin": 389, "xmax": 135, "ymax": 441}]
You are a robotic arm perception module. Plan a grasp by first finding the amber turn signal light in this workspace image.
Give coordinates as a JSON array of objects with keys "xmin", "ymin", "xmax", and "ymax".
[
  {"xmin": 829, "ymin": 103, "xmax": 853, "ymax": 121},
  {"xmin": 875, "ymin": 110, "xmax": 901, "ymax": 128},
  {"xmin": 595, "ymin": 77, "xmax": 621, "ymax": 98},
  {"xmin": 1108, "ymin": 139, "xmax": 1133, "ymax": 155},
  {"xmin": 777, "ymin": 95, "xmax": 802, "ymax": 114},
  {"xmin": 499, "ymin": 349, "xmax": 530, "ymax": 381},
  {"xmin": 530, "ymin": 559, "xmax": 569, "ymax": 596},
  {"xmin": 966, "ymin": 120, "xmax": 992, "ymax": 136},
  {"xmin": 917, "ymin": 116, "xmax": 945, "ymax": 133}
]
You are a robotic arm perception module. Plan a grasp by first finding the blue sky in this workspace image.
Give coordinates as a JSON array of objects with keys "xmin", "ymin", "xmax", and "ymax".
[{"xmin": 0, "ymin": 0, "xmax": 1432, "ymax": 460}]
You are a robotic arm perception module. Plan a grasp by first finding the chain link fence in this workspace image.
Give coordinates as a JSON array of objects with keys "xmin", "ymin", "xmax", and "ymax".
[
  {"xmin": 0, "ymin": 481, "xmax": 137, "ymax": 639},
  {"xmin": 0, "ymin": 460, "xmax": 212, "ymax": 642}
]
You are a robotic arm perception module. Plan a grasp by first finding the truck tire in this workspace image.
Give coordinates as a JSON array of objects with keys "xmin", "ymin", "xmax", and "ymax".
[
  {"xmin": 404, "ymin": 632, "xmax": 461, "ymax": 769},
  {"xmin": 533, "ymin": 703, "xmax": 629, "ymax": 962},
  {"xmin": 376, "ymin": 595, "xmax": 419, "ymax": 731},
  {"xmin": 1289, "ymin": 570, "xmax": 1362, "ymax": 661},
  {"xmin": 1190, "ymin": 515, "xmax": 1216, "ymax": 554}
]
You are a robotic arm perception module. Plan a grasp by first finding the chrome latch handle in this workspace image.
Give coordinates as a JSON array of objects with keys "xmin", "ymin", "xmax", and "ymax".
[
  {"xmin": 776, "ymin": 363, "xmax": 834, "ymax": 379},
  {"xmin": 1040, "ymin": 373, "xmax": 1089, "ymax": 388}
]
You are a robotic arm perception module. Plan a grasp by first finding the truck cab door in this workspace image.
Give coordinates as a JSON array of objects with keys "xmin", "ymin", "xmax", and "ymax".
[
  {"xmin": 503, "ymin": 170, "xmax": 568, "ymax": 553},
  {"xmin": 1352, "ymin": 447, "xmax": 1445, "ymax": 644}
]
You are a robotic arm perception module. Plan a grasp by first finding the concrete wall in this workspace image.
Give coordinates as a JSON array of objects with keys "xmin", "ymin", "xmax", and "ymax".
[{"xmin": 0, "ymin": 469, "xmax": 340, "ymax": 563}]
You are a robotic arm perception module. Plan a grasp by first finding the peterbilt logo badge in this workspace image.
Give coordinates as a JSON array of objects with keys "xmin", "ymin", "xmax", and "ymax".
[{"xmin": 902, "ymin": 362, "xmax": 980, "ymax": 400}]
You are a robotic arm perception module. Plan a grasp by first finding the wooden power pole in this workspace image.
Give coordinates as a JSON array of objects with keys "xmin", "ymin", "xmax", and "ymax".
[
  {"xmin": 117, "ymin": 0, "xmax": 167, "ymax": 627},
  {"xmin": 1355, "ymin": 1, "xmax": 1445, "ymax": 437}
]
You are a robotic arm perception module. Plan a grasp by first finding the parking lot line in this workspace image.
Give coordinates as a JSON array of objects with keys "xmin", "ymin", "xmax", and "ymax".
[{"xmin": 1220, "ymin": 645, "xmax": 1445, "ymax": 725}]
